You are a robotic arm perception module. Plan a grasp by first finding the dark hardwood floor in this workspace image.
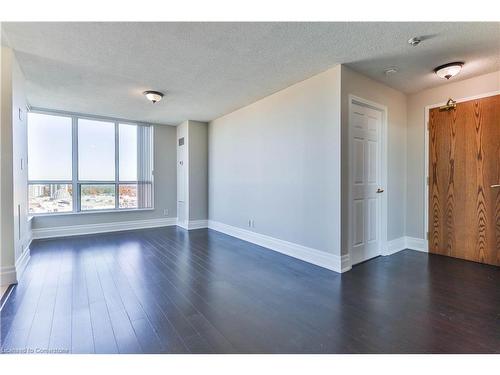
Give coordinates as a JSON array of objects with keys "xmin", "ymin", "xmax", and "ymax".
[{"xmin": 1, "ymin": 227, "xmax": 499, "ymax": 354}]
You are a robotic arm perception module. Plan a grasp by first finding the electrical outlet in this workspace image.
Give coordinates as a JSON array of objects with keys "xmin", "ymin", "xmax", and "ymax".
[{"xmin": 163, "ymin": 209, "xmax": 169, "ymax": 216}]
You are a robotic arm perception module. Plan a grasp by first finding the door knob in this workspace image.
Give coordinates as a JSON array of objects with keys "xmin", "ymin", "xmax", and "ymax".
[
  {"xmin": 491, "ymin": 184, "xmax": 500, "ymax": 188},
  {"xmin": 376, "ymin": 188, "xmax": 385, "ymax": 193}
]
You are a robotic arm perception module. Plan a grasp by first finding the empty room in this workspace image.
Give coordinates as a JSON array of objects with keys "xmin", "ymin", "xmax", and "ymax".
[{"xmin": 0, "ymin": 2, "xmax": 499, "ymax": 370}]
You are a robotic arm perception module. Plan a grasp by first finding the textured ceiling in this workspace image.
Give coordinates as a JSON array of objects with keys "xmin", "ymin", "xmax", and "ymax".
[{"xmin": 2, "ymin": 22, "xmax": 499, "ymax": 125}]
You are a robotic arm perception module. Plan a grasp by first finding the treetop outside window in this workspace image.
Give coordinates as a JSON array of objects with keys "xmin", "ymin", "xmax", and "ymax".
[{"xmin": 27, "ymin": 111, "xmax": 154, "ymax": 215}]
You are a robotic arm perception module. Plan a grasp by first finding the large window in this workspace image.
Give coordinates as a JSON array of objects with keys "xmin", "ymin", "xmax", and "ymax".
[{"xmin": 28, "ymin": 111, "xmax": 154, "ymax": 214}]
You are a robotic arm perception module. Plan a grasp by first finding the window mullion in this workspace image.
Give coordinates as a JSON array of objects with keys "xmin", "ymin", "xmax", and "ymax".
[
  {"xmin": 72, "ymin": 116, "xmax": 79, "ymax": 213},
  {"xmin": 115, "ymin": 122, "xmax": 119, "ymax": 209}
]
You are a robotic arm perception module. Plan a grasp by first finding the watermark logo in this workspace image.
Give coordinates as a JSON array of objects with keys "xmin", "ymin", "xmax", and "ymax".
[{"xmin": 1, "ymin": 347, "xmax": 70, "ymax": 354}]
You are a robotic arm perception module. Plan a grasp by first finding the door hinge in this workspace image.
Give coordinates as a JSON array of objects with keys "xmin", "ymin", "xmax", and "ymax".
[
  {"xmin": 426, "ymin": 231, "xmax": 430, "ymax": 240},
  {"xmin": 427, "ymin": 176, "xmax": 430, "ymax": 185}
]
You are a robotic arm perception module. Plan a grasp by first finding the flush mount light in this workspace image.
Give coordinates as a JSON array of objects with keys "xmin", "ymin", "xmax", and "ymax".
[
  {"xmin": 408, "ymin": 37, "xmax": 421, "ymax": 46},
  {"xmin": 143, "ymin": 90, "xmax": 164, "ymax": 104},
  {"xmin": 384, "ymin": 66, "xmax": 399, "ymax": 76},
  {"xmin": 434, "ymin": 62, "xmax": 464, "ymax": 80}
]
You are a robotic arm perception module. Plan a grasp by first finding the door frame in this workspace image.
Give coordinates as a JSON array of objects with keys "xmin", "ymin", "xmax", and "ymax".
[
  {"xmin": 423, "ymin": 90, "xmax": 500, "ymax": 251},
  {"xmin": 347, "ymin": 95, "xmax": 388, "ymax": 266}
]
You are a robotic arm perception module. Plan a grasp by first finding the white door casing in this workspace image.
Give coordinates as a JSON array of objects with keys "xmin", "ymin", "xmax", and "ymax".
[{"xmin": 348, "ymin": 96, "xmax": 387, "ymax": 266}]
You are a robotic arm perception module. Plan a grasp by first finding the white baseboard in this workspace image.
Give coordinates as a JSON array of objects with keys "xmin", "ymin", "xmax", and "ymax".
[
  {"xmin": 15, "ymin": 243, "xmax": 31, "ymax": 281},
  {"xmin": 385, "ymin": 237, "xmax": 408, "ymax": 256},
  {"xmin": 385, "ymin": 236, "xmax": 428, "ymax": 256},
  {"xmin": 0, "ymin": 231, "xmax": 33, "ymax": 287},
  {"xmin": 0, "ymin": 266, "xmax": 17, "ymax": 287},
  {"xmin": 208, "ymin": 220, "xmax": 343, "ymax": 273},
  {"xmin": 176, "ymin": 220, "xmax": 188, "ymax": 230},
  {"xmin": 177, "ymin": 219, "xmax": 208, "ymax": 230},
  {"xmin": 341, "ymin": 254, "xmax": 352, "ymax": 273},
  {"xmin": 32, "ymin": 217, "xmax": 177, "ymax": 240},
  {"xmin": 405, "ymin": 237, "xmax": 428, "ymax": 252},
  {"xmin": 187, "ymin": 219, "xmax": 208, "ymax": 230}
]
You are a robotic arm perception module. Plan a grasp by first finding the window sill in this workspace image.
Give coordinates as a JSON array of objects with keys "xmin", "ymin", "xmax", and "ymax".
[{"xmin": 30, "ymin": 207, "xmax": 155, "ymax": 218}]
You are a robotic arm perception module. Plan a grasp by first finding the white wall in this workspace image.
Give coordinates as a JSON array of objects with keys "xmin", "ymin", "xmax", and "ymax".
[
  {"xmin": 188, "ymin": 121, "xmax": 208, "ymax": 221},
  {"xmin": 1, "ymin": 46, "xmax": 31, "ymax": 286},
  {"xmin": 1, "ymin": 46, "xmax": 16, "ymax": 286},
  {"xmin": 209, "ymin": 65, "xmax": 342, "ymax": 257},
  {"xmin": 12, "ymin": 49, "xmax": 31, "ymax": 263},
  {"xmin": 406, "ymin": 70, "xmax": 500, "ymax": 239},
  {"xmin": 176, "ymin": 120, "xmax": 209, "ymax": 228}
]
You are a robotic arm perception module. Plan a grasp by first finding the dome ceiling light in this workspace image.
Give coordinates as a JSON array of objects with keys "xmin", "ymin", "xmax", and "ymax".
[
  {"xmin": 384, "ymin": 66, "xmax": 399, "ymax": 76},
  {"xmin": 143, "ymin": 90, "xmax": 164, "ymax": 104},
  {"xmin": 434, "ymin": 62, "xmax": 464, "ymax": 80},
  {"xmin": 408, "ymin": 37, "xmax": 422, "ymax": 46}
]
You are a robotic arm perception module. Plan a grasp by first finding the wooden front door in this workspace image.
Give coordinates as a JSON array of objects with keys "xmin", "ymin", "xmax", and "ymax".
[{"xmin": 429, "ymin": 94, "xmax": 500, "ymax": 266}]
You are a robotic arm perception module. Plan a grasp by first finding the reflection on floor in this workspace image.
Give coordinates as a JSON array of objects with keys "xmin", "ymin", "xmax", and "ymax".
[{"xmin": 1, "ymin": 226, "xmax": 499, "ymax": 353}]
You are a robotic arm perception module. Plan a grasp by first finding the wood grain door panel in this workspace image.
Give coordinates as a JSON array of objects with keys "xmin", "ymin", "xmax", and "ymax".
[{"xmin": 429, "ymin": 94, "xmax": 500, "ymax": 266}]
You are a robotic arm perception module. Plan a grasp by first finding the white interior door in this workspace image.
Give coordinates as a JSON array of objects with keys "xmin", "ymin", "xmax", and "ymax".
[{"xmin": 350, "ymin": 102, "xmax": 383, "ymax": 265}]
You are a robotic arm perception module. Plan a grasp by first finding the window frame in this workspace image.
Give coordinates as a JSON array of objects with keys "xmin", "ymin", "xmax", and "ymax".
[{"xmin": 28, "ymin": 108, "xmax": 154, "ymax": 216}]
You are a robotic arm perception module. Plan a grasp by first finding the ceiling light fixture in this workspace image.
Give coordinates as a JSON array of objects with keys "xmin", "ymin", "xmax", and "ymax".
[
  {"xmin": 434, "ymin": 62, "xmax": 464, "ymax": 80},
  {"xmin": 143, "ymin": 90, "xmax": 164, "ymax": 104},
  {"xmin": 384, "ymin": 67, "xmax": 399, "ymax": 76},
  {"xmin": 408, "ymin": 37, "xmax": 421, "ymax": 46}
]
